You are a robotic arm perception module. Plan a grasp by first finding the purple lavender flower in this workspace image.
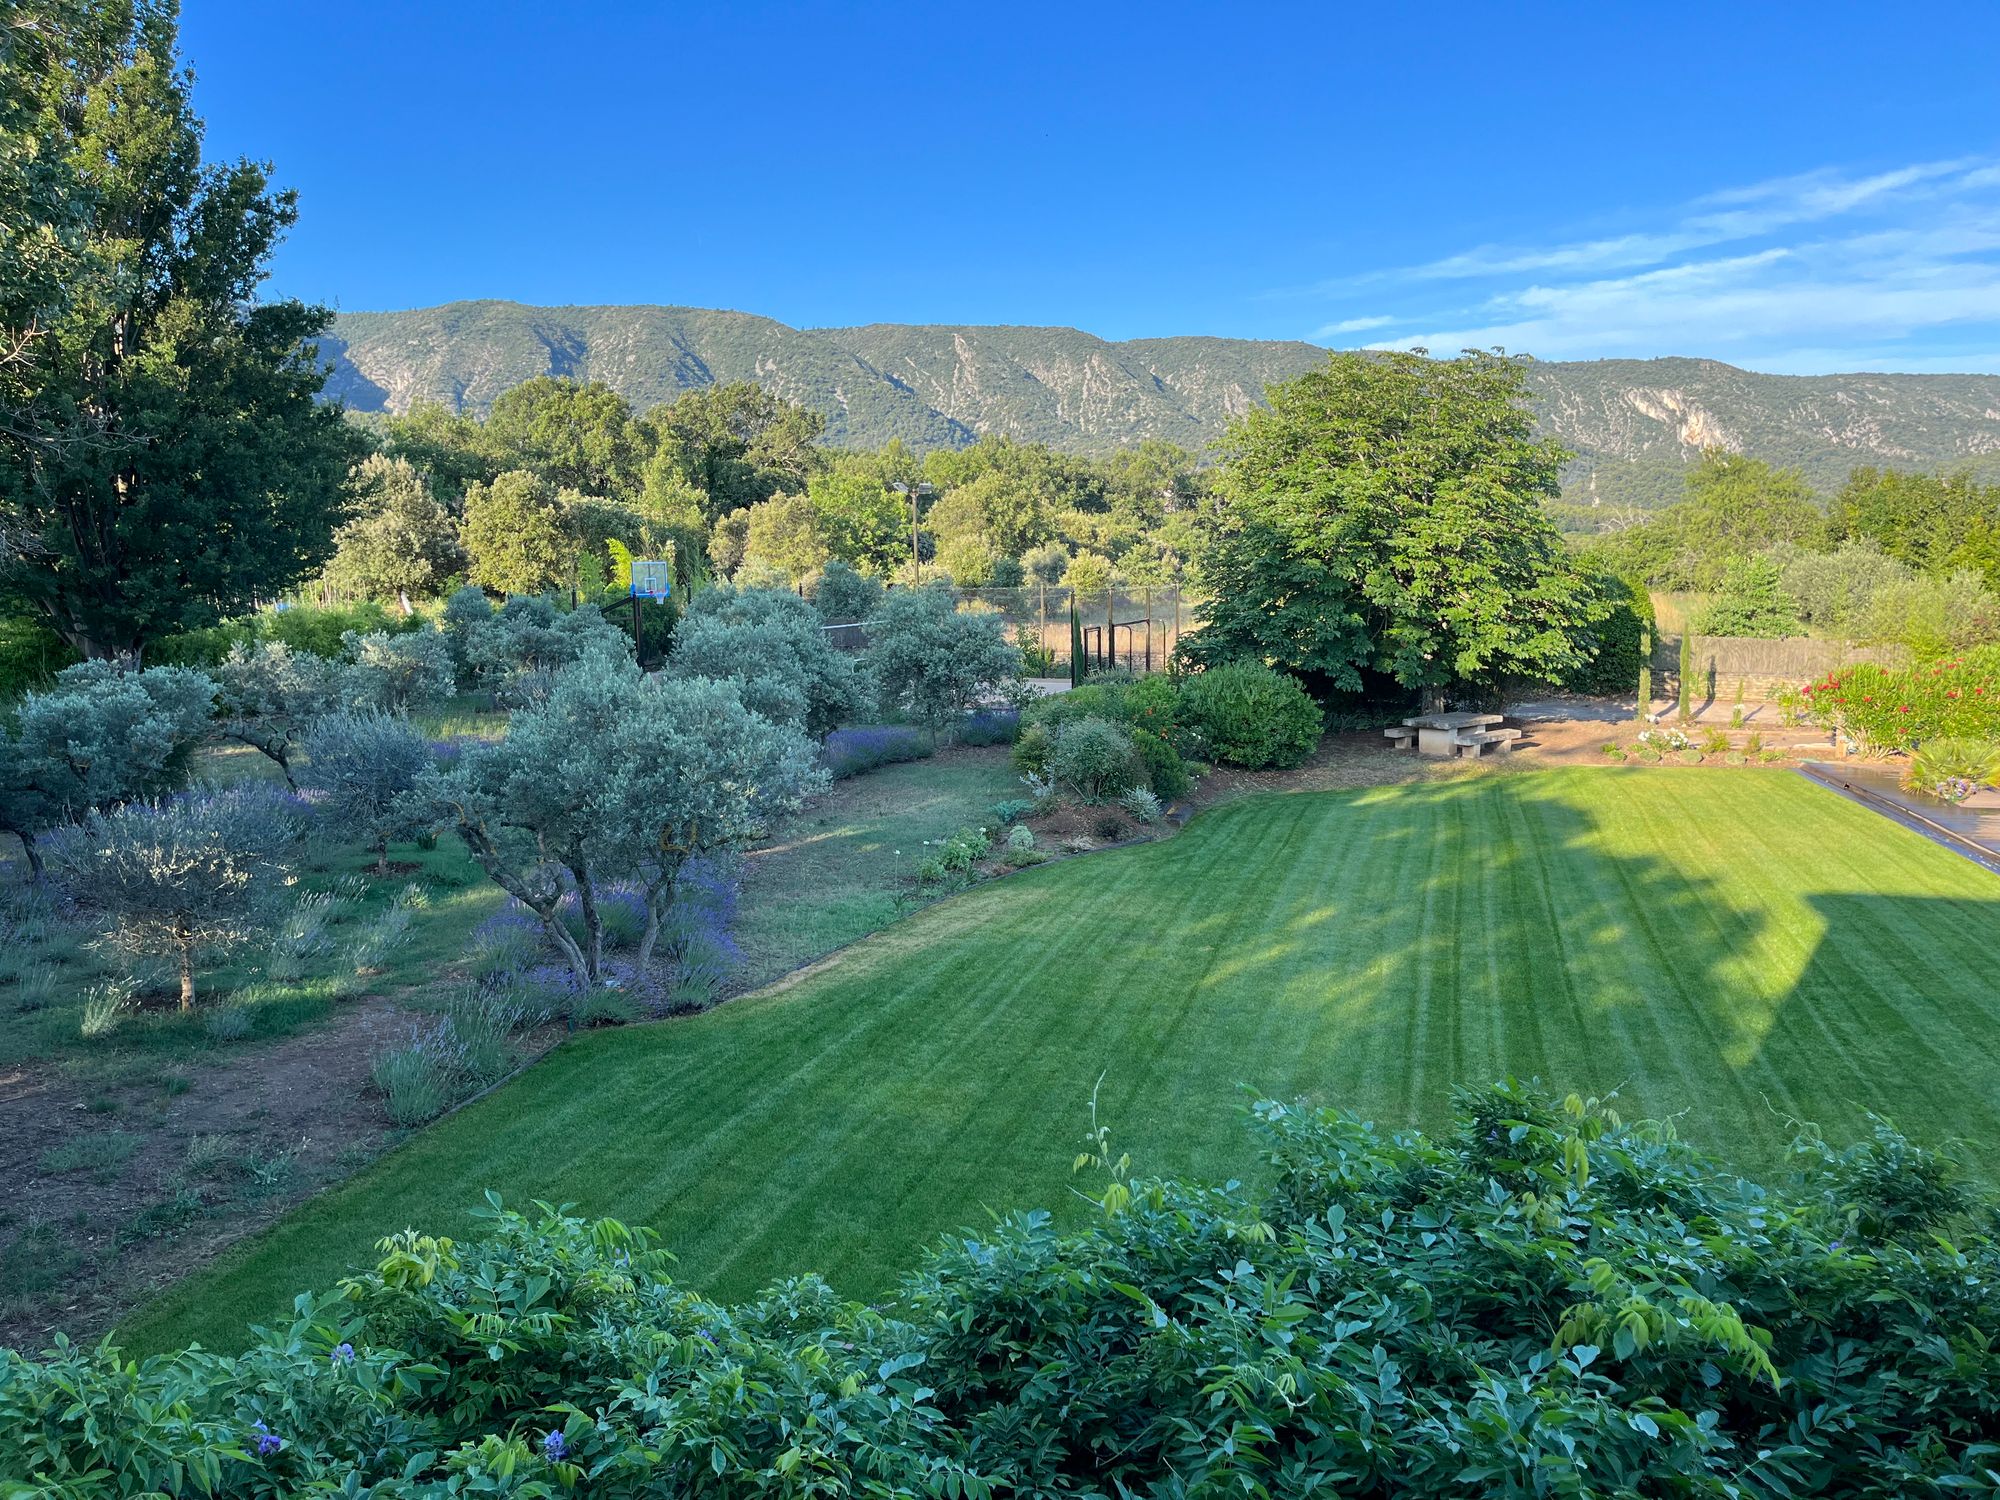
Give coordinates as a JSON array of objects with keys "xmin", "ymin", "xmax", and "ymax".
[
  {"xmin": 542, "ymin": 1429, "xmax": 569, "ymax": 1463},
  {"xmin": 822, "ymin": 725, "xmax": 932, "ymax": 778},
  {"xmin": 251, "ymin": 1419, "xmax": 283, "ymax": 1458}
]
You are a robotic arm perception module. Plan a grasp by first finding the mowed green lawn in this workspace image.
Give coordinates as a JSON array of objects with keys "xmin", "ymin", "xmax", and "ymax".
[{"xmin": 125, "ymin": 768, "xmax": 2000, "ymax": 1353}]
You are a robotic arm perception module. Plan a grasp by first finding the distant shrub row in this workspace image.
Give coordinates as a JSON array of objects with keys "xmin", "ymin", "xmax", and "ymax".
[{"xmin": 1014, "ymin": 661, "xmax": 1321, "ymax": 807}]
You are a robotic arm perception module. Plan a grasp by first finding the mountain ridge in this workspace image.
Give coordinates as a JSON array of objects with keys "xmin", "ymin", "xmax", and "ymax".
[{"xmin": 318, "ymin": 301, "xmax": 2000, "ymax": 509}]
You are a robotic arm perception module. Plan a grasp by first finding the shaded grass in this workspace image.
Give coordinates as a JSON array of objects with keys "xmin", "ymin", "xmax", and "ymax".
[{"xmin": 122, "ymin": 768, "xmax": 2000, "ymax": 1354}]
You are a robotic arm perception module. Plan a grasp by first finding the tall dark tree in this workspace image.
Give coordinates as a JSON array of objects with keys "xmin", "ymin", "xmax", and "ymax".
[
  {"xmin": 1831, "ymin": 465, "xmax": 2000, "ymax": 587},
  {"xmin": 0, "ymin": 0, "xmax": 360, "ymax": 659},
  {"xmin": 1193, "ymin": 349, "xmax": 1606, "ymax": 705},
  {"xmin": 642, "ymin": 382, "xmax": 826, "ymax": 523},
  {"xmin": 484, "ymin": 376, "xmax": 641, "ymax": 500}
]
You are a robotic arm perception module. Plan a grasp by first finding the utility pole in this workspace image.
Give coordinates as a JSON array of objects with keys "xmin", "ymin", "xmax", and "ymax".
[{"xmin": 893, "ymin": 482, "xmax": 934, "ymax": 583}]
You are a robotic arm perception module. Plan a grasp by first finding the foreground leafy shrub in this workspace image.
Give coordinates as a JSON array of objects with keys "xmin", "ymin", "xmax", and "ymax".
[
  {"xmin": 915, "ymin": 824, "xmax": 992, "ymax": 886},
  {"xmin": 1178, "ymin": 660, "xmax": 1322, "ymax": 768},
  {"xmin": 8, "ymin": 1084, "xmax": 1997, "ymax": 1495},
  {"xmin": 45, "ymin": 786, "xmax": 306, "ymax": 1009}
]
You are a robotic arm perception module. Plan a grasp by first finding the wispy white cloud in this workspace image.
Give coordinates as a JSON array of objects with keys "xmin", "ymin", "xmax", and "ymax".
[
  {"xmin": 1316, "ymin": 313, "xmax": 1398, "ymax": 336},
  {"xmin": 1310, "ymin": 158, "xmax": 2000, "ymax": 372}
]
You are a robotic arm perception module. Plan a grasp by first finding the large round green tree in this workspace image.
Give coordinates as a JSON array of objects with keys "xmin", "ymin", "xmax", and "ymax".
[
  {"xmin": 0, "ymin": 0, "xmax": 361, "ymax": 659},
  {"xmin": 1193, "ymin": 349, "xmax": 1607, "ymax": 706}
]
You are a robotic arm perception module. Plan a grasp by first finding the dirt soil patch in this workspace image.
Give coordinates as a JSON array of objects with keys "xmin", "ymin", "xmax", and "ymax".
[{"xmin": 0, "ymin": 995, "xmax": 416, "ymax": 1350}]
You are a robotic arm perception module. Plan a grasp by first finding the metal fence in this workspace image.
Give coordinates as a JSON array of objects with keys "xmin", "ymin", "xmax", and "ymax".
[{"xmin": 822, "ymin": 586, "xmax": 1193, "ymax": 676}]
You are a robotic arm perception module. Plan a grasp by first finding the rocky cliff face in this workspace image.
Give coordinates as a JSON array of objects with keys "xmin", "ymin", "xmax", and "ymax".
[{"xmin": 319, "ymin": 304, "xmax": 2000, "ymax": 508}]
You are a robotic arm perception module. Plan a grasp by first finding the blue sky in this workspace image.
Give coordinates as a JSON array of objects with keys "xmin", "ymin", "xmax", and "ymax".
[{"xmin": 183, "ymin": 1, "xmax": 2000, "ymax": 371}]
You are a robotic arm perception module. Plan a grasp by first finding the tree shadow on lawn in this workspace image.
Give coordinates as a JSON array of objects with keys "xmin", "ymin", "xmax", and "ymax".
[
  {"xmin": 112, "ymin": 771, "xmax": 2000, "ymax": 1352},
  {"xmin": 1120, "ymin": 774, "xmax": 2000, "ymax": 1180}
]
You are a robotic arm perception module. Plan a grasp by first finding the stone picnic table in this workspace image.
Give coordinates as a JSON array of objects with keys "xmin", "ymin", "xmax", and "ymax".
[{"xmin": 1385, "ymin": 710, "xmax": 1522, "ymax": 759}]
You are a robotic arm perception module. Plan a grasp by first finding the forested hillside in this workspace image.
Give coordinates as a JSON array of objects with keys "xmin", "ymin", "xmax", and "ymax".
[{"xmin": 320, "ymin": 302, "xmax": 2000, "ymax": 510}]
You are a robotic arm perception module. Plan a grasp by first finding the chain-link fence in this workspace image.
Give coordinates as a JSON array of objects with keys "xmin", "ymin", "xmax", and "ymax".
[
  {"xmin": 819, "ymin": 585, "xmax": 1195, "ymax": 675},
  {"xmin": 956, "ymin": 585, "xmax": 1192, "ymax": 676}
]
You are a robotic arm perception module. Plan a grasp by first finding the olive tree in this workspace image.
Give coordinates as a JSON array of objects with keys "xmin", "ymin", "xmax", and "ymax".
[
  {"xmin": 602, "ymin": 675, "xmax": 825, "ymax": 976},
  {"xmin": 416, "ymin": 659, "xmax": 822, "ymax": 989},
  {"xmin": 343, "ymin": 625, "xmax": 455, "ymax": 712},
  {"xmin": 864, "ymin": 582, "xmax": 1021, "ymax": 740},
  {"xmin": 46, "ymin": 786, "xmax": 306, "ymax": 1009},
  {"xmin": 413, "ymin": 659, "xmax": 637, "ymax": 983},
  {"xmin": 212, "ymin": 641, "xmax": 346, "ymax": 789},
  {"xmin": 299, "ymin": 711, "xmax": 437, "ymax": 873},
  {"xmin": 461, "ymin": 595, "xmax": 631, "ymax": 705},
  {"xmin": 665, "ymin": 584, "xmax": 870, "ymax": 738},
  {"xmin": 0, "ymin": 661, "xmax": 218, "ymax": 877}
]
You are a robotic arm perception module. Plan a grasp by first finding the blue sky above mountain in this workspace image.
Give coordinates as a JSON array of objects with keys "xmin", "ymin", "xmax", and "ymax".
[
  {"xmin": 183, "ymin": 0, "xmax": 2000, "ymax": 373},
  {"xmin": 1324, "ymin": 159, "xmax": 2000, "ymax": 373}
]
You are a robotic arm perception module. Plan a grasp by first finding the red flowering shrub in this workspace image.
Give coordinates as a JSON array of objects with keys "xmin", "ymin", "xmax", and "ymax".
[{"xmin": 1805, "ymin": 646, "xmax": 2000, "ymax": 752}]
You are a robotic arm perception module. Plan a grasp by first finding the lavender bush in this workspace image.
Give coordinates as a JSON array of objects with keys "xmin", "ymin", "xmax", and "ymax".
[
  {"xmin": 822, "ymin": 725, "xmax": 933, "ymax": 778},
  {"xmin": 957, "ymin": 709, "xmax": 1021, "ymax": 747}
]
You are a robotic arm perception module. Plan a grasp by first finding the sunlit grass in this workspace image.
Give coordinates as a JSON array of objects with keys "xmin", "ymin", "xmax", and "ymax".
[{"xmin": 121, "ymin": 768, "xmax": 2000, "ymax": 1356}]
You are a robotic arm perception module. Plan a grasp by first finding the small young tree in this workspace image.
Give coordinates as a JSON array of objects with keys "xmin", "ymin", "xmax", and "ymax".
[
  {"xmin": 602, "ymin": 676, "xmax": 826, "ymax": 979},
  {"xmin": 46, "ymin": 786, "xmax": 305, "ymax": 1009},
  {"xmin": 416, "ymin": 662, "xmax": 822, "ymax": 989},
  {"xmin": 413, "ymin": 659, "xmax": 638, "ymax": 983},
  {"xmin": 1678, "ymin": 627, "xmax": 1695, "ymax": 722},
  {"xmin": 212, "ymin": 641, "xmax": 346, "ymax": 789},
  {"xmin": 299, "ymin": 711, "xmax": 437, "ymax": 874},
  {"xmin": 440, "ymin": 584, "xmax": 495, "ymax": 687},
  {"xmin": 866, "ymin": 583, "xmax": 1022, "ymax": 740},
  {"xmin": 343, "ymin": 625, "xmax": 455, "ymax": 712},
  {"xmin": 0, "ymin": 662, "xmax": 218, "ymax": 875}
]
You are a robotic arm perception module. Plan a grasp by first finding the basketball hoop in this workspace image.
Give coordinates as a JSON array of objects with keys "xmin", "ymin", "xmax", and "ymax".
[{"xmin": 630, "ymin": 559, "xmax": 672, "ymax": 599}]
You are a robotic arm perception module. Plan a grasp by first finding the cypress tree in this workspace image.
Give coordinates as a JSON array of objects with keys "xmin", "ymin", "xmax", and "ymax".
[
  {"xmin": 1677, "ymin": 629, "xmax": 1694, "ymax": 722},
  {"xmin": 1069, "ymin": 604, "xmax": 1086, "ymax": 686}
]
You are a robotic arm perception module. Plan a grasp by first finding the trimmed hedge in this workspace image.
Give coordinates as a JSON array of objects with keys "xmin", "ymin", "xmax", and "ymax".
[{"xmin": 8, "ymin": 1084, "xmax": 1994, "ymax": 1496}]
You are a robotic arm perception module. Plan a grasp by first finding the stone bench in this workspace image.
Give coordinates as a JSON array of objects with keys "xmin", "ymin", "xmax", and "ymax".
[
  {"xmin": 1383, "ymin": 726, "xmax": 1416, "ymax": 750},
  {"xmin": 1456, "ymin": 728, "xmax": 1521, "ymax": 758}
]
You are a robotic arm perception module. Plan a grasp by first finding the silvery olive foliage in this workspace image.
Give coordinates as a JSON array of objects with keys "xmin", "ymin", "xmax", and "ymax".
[
  {"xmin": 864, "ymin": 582, "xmax": 1021, "ymax": 739},
  {"xmin": 664, "ymin": 584, "xmax": 871, "ymax": 739},
  {"xmin": 298, "ymin": 710, "xmax": 439, "ymax": 871},
  {"xmin": 0, "ymin": 660, "xmax": 219, "ymax": 875},
  {"xmin": 45, "ymin": 785, "xmax": 307, "ymax": 1009},
  {"xmin": 342, "ymin": 624, "xmax": 455, "ymax": 713},
  {"xmin": 414, "ymin": 659, "xmax": 823, "ymax": 988},
  {"xmin": 457, "ymin": 594, "xmax": 632, "ymax": 705}
]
